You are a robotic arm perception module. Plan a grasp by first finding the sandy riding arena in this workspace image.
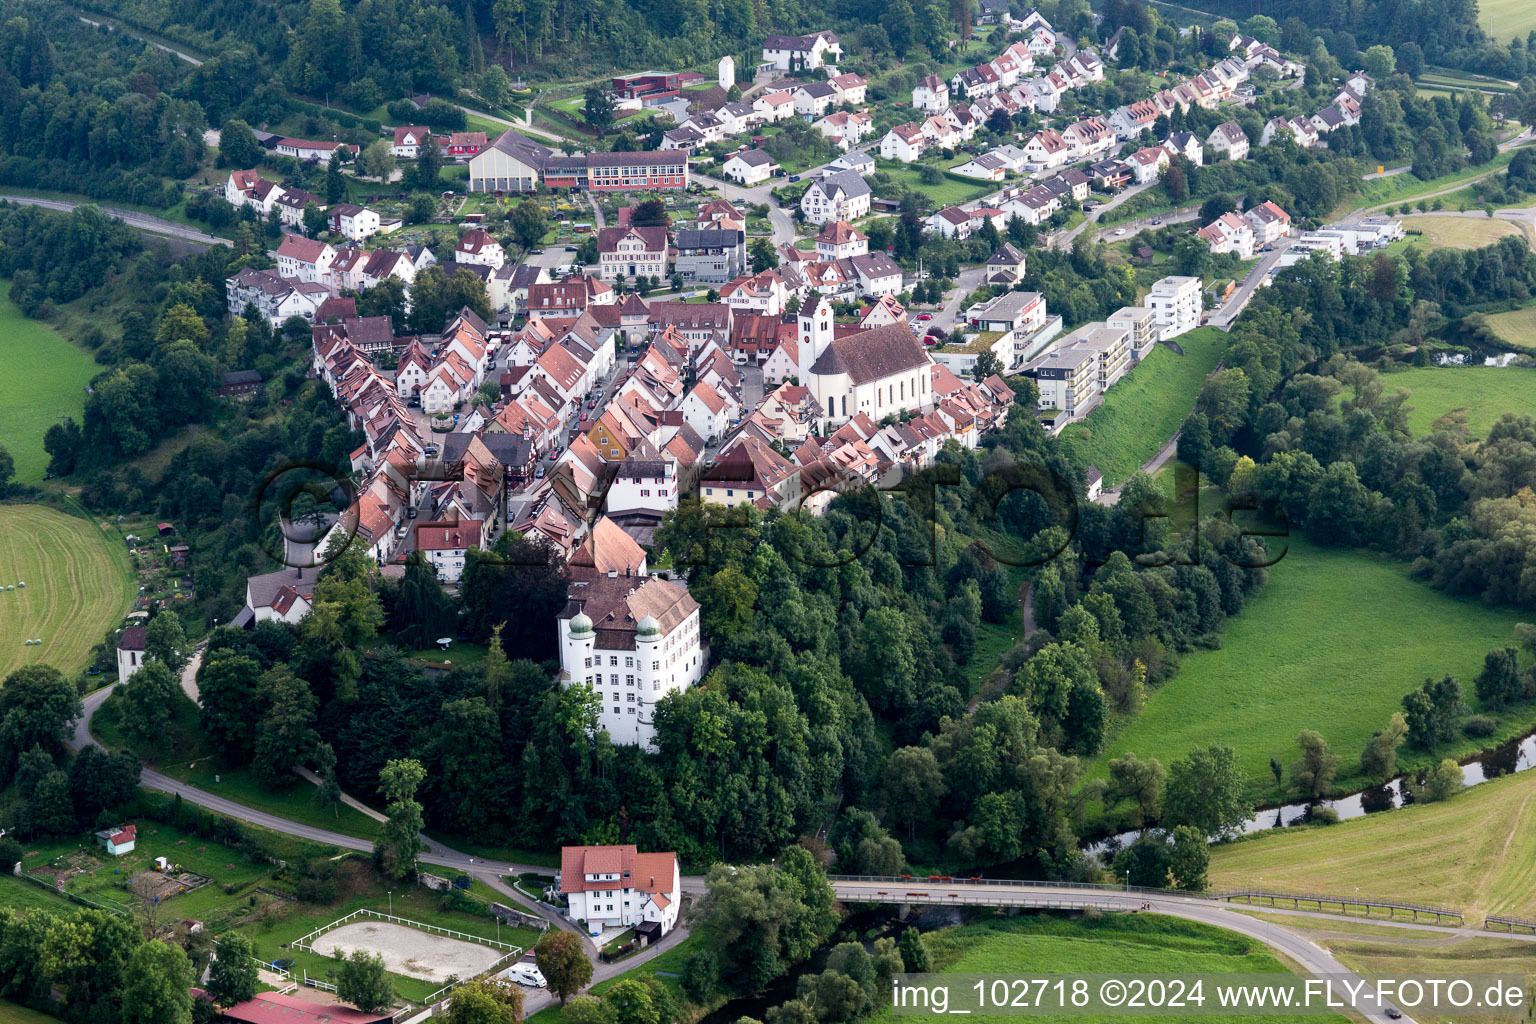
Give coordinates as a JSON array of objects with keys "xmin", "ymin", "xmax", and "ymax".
[{"xmin": 311, "ymin": 922, "xmax": 504, "ymax": 983}]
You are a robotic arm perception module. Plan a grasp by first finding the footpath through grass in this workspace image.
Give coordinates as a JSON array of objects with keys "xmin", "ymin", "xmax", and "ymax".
[
  {"xmin": 865, "ymin": 914, "xmax": 1344, "ymax": 1024},
  {"xmin": 1058, "ymin": 328, "xmax": 1227, "ymax": 487},
  {"xmin": 0, "ymin": 505, "xmax": 136, "ymax": 679},
  {"xmin": 1383, "ymin": 365, "xmax": 1536, "ymax": 436},
  {"xmin": 1210, "ymin": 766, "xmax": 1536, "ymax": 923},
  {"xmin": 0, "ymin": 282, "xmax": 99, "ymax": 483},
  {"xmin": 1087, "ymin": 537, "xmax": 1530, "ymax": 801}
]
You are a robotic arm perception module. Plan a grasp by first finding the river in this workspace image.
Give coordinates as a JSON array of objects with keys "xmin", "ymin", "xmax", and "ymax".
[{"xmin": 1085, "ymin": 730, "xmax": 1536, "ymax": 861}]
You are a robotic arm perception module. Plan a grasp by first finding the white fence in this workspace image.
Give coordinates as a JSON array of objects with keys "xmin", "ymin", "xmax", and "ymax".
[{"xmin": 290, "ymin": 907, "xmax": 525, "ymax": 954}]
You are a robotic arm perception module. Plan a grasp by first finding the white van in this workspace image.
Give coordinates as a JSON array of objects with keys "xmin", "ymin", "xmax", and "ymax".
[{"xmin": 503, "ymin": 964, "xmax": 546, "ymax": 988}]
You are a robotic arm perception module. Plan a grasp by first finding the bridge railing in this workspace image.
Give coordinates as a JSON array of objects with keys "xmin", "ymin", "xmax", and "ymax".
[
  {"xmin": 828, "ymin": 875, "xmax": 1209, "ymax": 899},
  {"xmin": 1484, "ymin": 914, "xmax": 1536, "ymax": 934},
  {"xmin": 829, "ymin": 876, "xmax": 1464, "ymax": 924},
  {"xmin": 1214, "ymin": 890, "xmax": 1463, "ymax": 925}
]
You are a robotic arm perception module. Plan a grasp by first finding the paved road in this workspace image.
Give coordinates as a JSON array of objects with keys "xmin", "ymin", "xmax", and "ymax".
[
  {"xmin": 1092, "ymin": 431, "xmax": 1180, "ymax": 507},
  {"xmin": 933, "ymin": 265, "xmax": 987, "ymax": 332},
  {"xmin": 74, "ymin": 11, "xmax": 203, "ymax": 64},
  {"xmin": 817, "ymin": 880, "xmax": 1423, "ymax": 1023},
  {"xmin": 1050, "ymin": 180, "xmax": 1155, "ymax": 249},
  {"xmin": 0, "ymin": 193, "xmax": 223, "ymax": 246},
  {"xmin": 1091, "ymin": 204, "xmax": 1200, "ymax": 245},
  {"xmin": 1207, "ymin": 241, "xmax": 1294, "ymax": 329}
]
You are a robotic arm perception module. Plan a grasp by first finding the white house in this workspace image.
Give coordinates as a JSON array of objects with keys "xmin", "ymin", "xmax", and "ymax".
[
  {"xmin": 815, "ymin": 111, "xmax": 873, "ymax": 149},
  {"xmin": 1162, "ymin": 131, "xmax": 1203, "ymax": 166},
  {"xmin": 1196, "ymin": 211, "xmax": 1254, "ymax": 257},
  {"xmin": 241, "ymin": 567, "xmax": 317, "ymax": 627},
  {"xmin": 559, "ymin": 845, "xmax": 681, "ymax": 936},
  {"xmin": 455, "ymin": 228, "xmax": 506, "ymax": 269},
  {"xmin": 1206, "ymin": 121, "xmax": 1250, "ymax": 161},
  {"xmin": 752, "ymin": 90, "xmax": 797, "ymax": 123},
  {"xmin": 828, "ymin": 72, "xmax": 868, "ymax": 105},
  {"xmin": 1244, "ymin": 200, "xmax": 1291, "ymax": 246},
  {"xmin": 597, "ymin": 225, "xmax": 669, "ymax": 283},
  {"xmin": 225, "ymin": 268, "xmax": 327, "ymax": 326},
  {"xmin": 951, "ymin": 152, "xmax": 1010, "ymax": 181},
  {"xmin": 1021, "ymin": 129, "xmax": 1071, "ymax": 171},
  {"xmin": 792, "ymin": 82, "xmax": 839, "ymax": 119},
  {"xmin": 391, "ymin": 126, "xmax": 433, "ymax": 159},
  {"xmin": 115, "ymin": 626, "xmax": 148, "ymax": 686},
  {"xmin": 800, "ymin": 170, "xmax": 871, "ymax": 224},
  {"xmin": 559, "ymin": 573, "xmax": 704, "ymax": 748},
  {"xmin": 276, "ymin": 235, "xmax": 335, "ymax": 283},
  {"xmin": 413, "ymin": 519, "xmax": 481, "ymax": 583},
  {"xmin": 326, "ymin": 203, "xmax": 381, "ymax": 242},
  {"xmin": 879, "ymin": 123, "xmax": 927, "ymax": 163},
  {"xmin": 762, "ymin": 30, "xmax": 842, "ymax": 71},
  {"xmin": 913, "ymin": 73, "xmax": 951, "ymax": 112},
  {"xmin": 722, "ymin": 148, "xmax": 778, "ymax": 185},
  {"xmin": 815, "ymin": 221, "xmax": 868, "ymax": 260},
  {"xmin": 1146, "ymin": 275, "xmax": 1201, "ymax": 341},
  {"xmin": 680, "ymin": 380, "xmax": 732, "ymax": 442},
  {"xmin": 606, "ymin": 450, "xmax": 679, "ymax": 519}
]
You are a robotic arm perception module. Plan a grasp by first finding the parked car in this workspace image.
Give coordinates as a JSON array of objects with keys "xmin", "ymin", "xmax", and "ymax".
[
  {"xmin": 529, "ymin": 248, "xmax": 544, "ymax": 255},
  {"xmin": 406, "ymin": 508, "xmax": 417, "ymax": 519},
  {"xmin": 548, "ymin": 447, "xmax": 561, "ymax": 460},
  {"xmin": 917, "ymin": 313, "xmax": 933, "ymax": 321},
  {"xmin": 579, "ymin": 411, "xmax": 589, "ymax": 422},
  {"xmin": 788, "ymin": 174, "xmax": 801, "ymax": 183}
]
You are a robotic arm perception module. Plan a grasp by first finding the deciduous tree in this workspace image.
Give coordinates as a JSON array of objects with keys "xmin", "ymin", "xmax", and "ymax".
[{"xmin": 533, "ymin": 930, "xmax": 592, "ymax": 1004}]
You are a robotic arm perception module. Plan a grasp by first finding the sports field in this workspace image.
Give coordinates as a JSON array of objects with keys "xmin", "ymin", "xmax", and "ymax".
[
  {"xmin": 864, "ymin": 915, "xmax": 1344, "ymax": 1024},
  {"xmin": 1059, "ymin": 328, "xmax": 1227, "ymax": 487},
  {"xmin": 0, "ymin": 282, "xmax": 99, "ymax": 483},
  {"xmin": 1210, "ymin": 766, "xmax": 1536, "ymax": 922},
  {"xmin": 1404, "ymin": 215, "xmax": 1524, "ymax": 249},
  {"xmin": 1087, "ymin": 538, "xmax": 1529, "ymax": 799},
  {"xmin": 0, "ymin": 505, "xmax": 136, "ymax": 679},
  {"xmin": 1384, "ymin": 366, "xmax": 1536, "ymax": 436}
]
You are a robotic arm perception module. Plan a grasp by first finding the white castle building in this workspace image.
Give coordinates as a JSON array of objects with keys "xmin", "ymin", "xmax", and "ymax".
[{"xmin": 558, "ymin": 571, "xmax": 704, "ymax": 748}]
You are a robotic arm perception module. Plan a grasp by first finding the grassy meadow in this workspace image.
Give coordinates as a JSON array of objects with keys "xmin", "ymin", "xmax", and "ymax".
[
  {"xmin": 0, "ymin": 282, "xmax": 99, "ymax": 483},
  {"xmin": 1059, "ymin": 328, "xmax": 1227, "ymax": 487},
  {"xmin": 1382, "ymin": 366, "xmax": 1536, "ymax": 436},
  {"xmin": 1087, "ymin": 537, "xmax": 1530, "ymax": 800},
  {"xmin": 1403, "ymin": 214, "xmax": 1525, "ymax": 249},
  {"xmin": 865, "ymin": 914, "xmax": 1345, "ymax": 1024},
  {"xmin": 1210, "ymin": 766, "xmax": 1536, "ymax": 923},
  {"xmin": 1484, "ymin": 306, "xmax": 1536, "ymax": 351},
  {"xmin": 0, "ymin": 506, "xmax": 136, "ymax": 680}
]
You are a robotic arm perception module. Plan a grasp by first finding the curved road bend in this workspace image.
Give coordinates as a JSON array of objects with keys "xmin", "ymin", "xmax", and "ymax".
[
  {"xmin": 815, "ymin": 879, "xmax": 1423, "ymax": 1023},
  {"xmin": 68, "ymin": 683, "xmax": 597, "ymax": 952},
  {"xmin": 0, "ymin": 193, "xmax": 223, "ymax": 247}
]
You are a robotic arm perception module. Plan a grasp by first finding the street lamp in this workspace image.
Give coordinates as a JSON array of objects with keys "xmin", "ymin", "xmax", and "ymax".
[{"xmin": 388, "ymin": 891, "xmax": 393, "ymax": 915}]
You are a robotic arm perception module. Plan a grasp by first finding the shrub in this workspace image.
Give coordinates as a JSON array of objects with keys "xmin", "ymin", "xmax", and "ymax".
[{"xmin": 1463, "ymin": 714, "xmax": 1497, "ymax": 737}]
